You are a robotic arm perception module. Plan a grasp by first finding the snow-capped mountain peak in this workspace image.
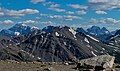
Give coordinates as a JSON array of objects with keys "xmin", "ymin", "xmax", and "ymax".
[{"xmin": 31, "ymin": 26, "xmax": 39, "ymax": 30}]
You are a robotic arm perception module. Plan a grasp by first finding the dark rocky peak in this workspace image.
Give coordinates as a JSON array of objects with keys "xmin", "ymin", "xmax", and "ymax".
[
  {"xmin": 76, "ymin": 27, "xmax": 87, "ymax": 34},
  {"xmin": 9, "ymin": 23, "xmax": 31, "ymax": 35},
  {"xmin": 42, "ymin": 26, "xmax": 60, "ymax": 33},
  {"xmin": 115, "ymin": 29, "xmax": 120, "ymax": 36}
]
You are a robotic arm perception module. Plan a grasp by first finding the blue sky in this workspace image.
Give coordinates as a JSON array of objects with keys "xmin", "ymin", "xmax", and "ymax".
[{"xmin": 0, "ymin": 0, "xmax": 120, "ymax": 31}]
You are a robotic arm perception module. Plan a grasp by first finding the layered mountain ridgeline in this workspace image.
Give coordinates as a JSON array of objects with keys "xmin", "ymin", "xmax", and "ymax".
[{"xmin": 0, "ymin": 24, "xmax": 120, "ymax": 63}]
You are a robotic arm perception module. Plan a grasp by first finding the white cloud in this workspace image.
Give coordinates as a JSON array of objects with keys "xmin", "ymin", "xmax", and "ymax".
[
  {"xmin": 89, "ymin": 0, "xmax": 120, "ymax": 10},
  {"xmin": 89, "ymin": 0, "xmax": 108, "ymax": 3},
  {"xmin": 76, "ymin": 10, "xmax": 87, "ymax": 15},
  {"xmin": 48, "ymin": 7, "xmax": 65, "ymax": 12},
  {"xmin": 105, "ymin": 18, "xmax": 120, "ymax": 24},
  {"xmin": 49, "ymin": 15, "xmax": 63, "ymax": 19},
  {"xmin": 49, "ymin": 15, "xmax": 82, "ymax": 20},
  {"xmin": 0, "ymin": 12, "xmax": 4, "ymax": 16},
  {"xmin": 89, "ymin": 18, "xmax": 120, "ymax": 24},
  {"xmin": 6, "ymin": 9, "xmax": 39, "ymax": 17},
  {"xmin": 31, "ymin": 0, "xmax": 46, "ymax": 4},
  {"xmin": 39, "ymin": 13, "xmax": 48, "ymax": 16},
  {"xmin": 41, "ymin": 21, "xmax": 53, "ymax": 25},
  {"xmin": 0, "ymin": 8, "xmax": 4, "ymax": 16},
  {"xmin": 0, "ymin": 8, "xmax": 39, "ymax": 17},
  {"xmin": 38, "ymin": 13, "xmax": 82, "ymax": 21},
  {"xmin": 65, "ymin": 15, "xmax": 82, "ymax": 21},
  {"xmin": 66, "ymin": 11, "xmax": 74, "ymax": 14},
  {"xmin": 69, "ymin": 4, "xmax": 88, "ymax": 10},
  {"xmin": 48, "ymin": 3, "xmax": 65, "ymax": 13},
  {"xmin": 22, "ymin": 20, "xmax": 36, "ymax": 24},
  {"xmin": 42, "ymin": 1, "xmax": 55, "ymax": 6},
  {"xmin": 0, "ymin": 20, "xmax": 14, "ymax": 24},
  {"xmin": 50, "ymin": 4, "xmax": 60, "ymax": 8},
  {"xmin": 95, "ymin": 10, "xmax": 107, "ymax": 14}
]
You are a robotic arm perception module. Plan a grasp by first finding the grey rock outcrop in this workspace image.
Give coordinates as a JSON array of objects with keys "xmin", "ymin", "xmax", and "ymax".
[{"xmin": 77, "ymin": 55, "xmax": 115, "ymax": 71}]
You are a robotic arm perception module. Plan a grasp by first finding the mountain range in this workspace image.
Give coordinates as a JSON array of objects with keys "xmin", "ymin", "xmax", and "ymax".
[{"xmin": 0, "ymin": 24, "xmax": 120, "ymax": 63}]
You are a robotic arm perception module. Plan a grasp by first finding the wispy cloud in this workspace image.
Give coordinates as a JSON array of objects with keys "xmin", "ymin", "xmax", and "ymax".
[
  {"xmin": 64, "ymin": 15, "xmax": 82, "ymax": 21},
  {"xmin": 0, "ymin": 20, "xmax": 14, "ymax": 24},
  {"xmin": 89, "ymin": 0, "xmax": 108, "ymax": 3},
  {"xmin": 0, "ymin": 8, "xmax": 4, "ymax": 16},
  {"xmin": 76, "ymin": 10, "xmax": 87, "ymax": 15},
  {"xmin": 39, "ymin": 13, "xmax": 82, "ymax": 21},
  {"xmin": 41, "ymin": 21, "xmax": 54, "ymax": 25},
  {"xmin": 0, "ymin": 8, "xmax": 39, "ymax": 17},
  {"xmin": 68, "ymin": 4, "xmax": 87, "ymax": 15},
  {"xmin": 68, "ymin": 4, "xmax": 88, "ymax": 10},
  {"xmin": 48, "ymin": 7, "xmax": 66, "ymax": 12},
  {"xmin": 89, "ymin": 0, "xmax": 120, "ymax": 10},
  {"xmin": 6, "ymin": 9, "xmax": 39, "ymax": 17},
  {"xmin": 66, "ymin": 11, "xmax": 74, "ymax": 15},
  {"xmin": 95, "ymin": 10, "xmax": 107, "ymax": 14},
  {"xmin": 49, "ymin": 4, "xmax": 60, "ymax": 8},
  {"xmin": 31, "ymin": 0, "xmax": 46, "ymax": 4},
  {"xmin": 22, "ymin": 20, "xmax": 37, "ymax": 24},
  {"xmin": 0, "ymin": 12, "xmax": 4, "ymax": 16},
  {"xmin": 48, "ymin": 3, "xmax": 66, "ymax": 12},
  {"xmin": 49, "ymin": 15, "xmax": 63, "ymax": 19},
  {"xmin": 89, "ymin": 18, "xmax": 120, "ymax": 24}
]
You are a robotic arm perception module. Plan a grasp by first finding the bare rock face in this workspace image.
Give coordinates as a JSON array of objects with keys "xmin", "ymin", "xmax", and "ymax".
[{"xmin": 77, "ymin": 55, "xmax": 115, "ymax": 71}]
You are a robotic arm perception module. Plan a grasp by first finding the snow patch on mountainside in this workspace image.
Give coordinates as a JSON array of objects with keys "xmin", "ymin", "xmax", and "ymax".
[
  {"xmin": 69, "ymin": 28, "xmax": 76, "ymax": 38},
  {"xmin": 55, "ymin": 32, "xmax": 59, "ymax": 36},
  {"xmin": 21, "ymin": 24, "xmax": 27, "ymax": 27},
  {"xmin": 31, "ymin": 26, "xmax": 39, "ymax": 29},
  {"xmin": 105, "ymin": 31, "xmax": 109, "ymax": 34},
  {"xmin": 91, "ymin": 51, "xmax": 97, "ymax": 56},
  {"xmin": 86, "ymin": 35, "xmax": 99, "ymax": 42},
  {"xmin": 37, "ymin": 57, "xmax": 41, "ymax": 60},
  {"xmin": 109, "ymin": 35, "xmax": 119, "ymax": 41},
  {"xmin": 64, "ymin": 42, "xmax": 67, "ymax": 45},
  {"xmin": 84, "ymin": 37, "xmax": 89, "ymax": 43},
  {"xmin": 102, "ymin": 48, "xmax": 105, "ymax": 50},
  {"xmin": 15, "ymin": 32, "xmax": 20, "ymax": 36}
]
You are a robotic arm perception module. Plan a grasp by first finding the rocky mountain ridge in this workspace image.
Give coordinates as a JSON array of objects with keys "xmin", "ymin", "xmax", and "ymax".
[{"xmin": 0, "ymin": 24, "xmax": 120, "ymax": 63}]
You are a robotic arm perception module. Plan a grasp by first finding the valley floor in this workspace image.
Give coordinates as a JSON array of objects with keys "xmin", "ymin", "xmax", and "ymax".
[
  {"xmin": 0, "ymin": 60, "xmax": 120, "ymax": 71},
  {"xmin": 0, "ymin": 60, "xmax": 78, "ymax": 71}
]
